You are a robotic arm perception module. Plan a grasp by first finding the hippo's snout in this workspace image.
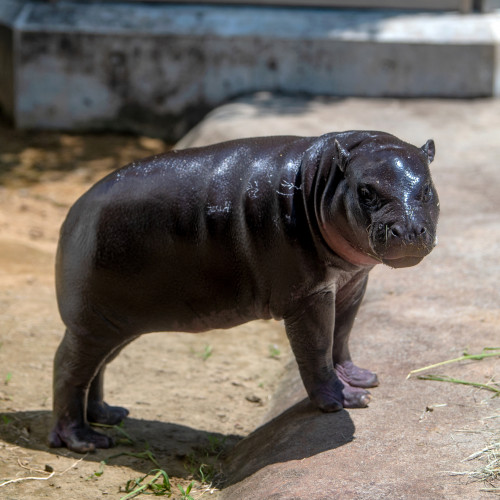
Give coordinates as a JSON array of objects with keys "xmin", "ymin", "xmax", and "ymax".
[
  {"xmin": 388, "ymin": 222, "xmax": 428, "ymax": 243},
  {"xmin": 370, "ymin": 220, "xmax": 436, "ymax": 266}
]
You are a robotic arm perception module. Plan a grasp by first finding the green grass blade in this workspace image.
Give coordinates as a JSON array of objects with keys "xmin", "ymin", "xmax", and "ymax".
[
  {"xmin": 120, "ymin": 469, "xmax": 171, "ymax": 499},
  {"xmin": 407, "ymin": 348, "xmax": 500, "ymax": 379},
  {"xmin": 417, "ymin": 375, "xmax": 500, "ymax": 395}
]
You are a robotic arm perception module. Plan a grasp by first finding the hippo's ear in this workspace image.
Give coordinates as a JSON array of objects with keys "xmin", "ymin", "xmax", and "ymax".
[
  {"xmin": 334, "ymin": 139, "xmax": 350, "ymax": 172},
  {"xmin": 421, "ymin": 139, "xmax": 435, "ymax": 164}
]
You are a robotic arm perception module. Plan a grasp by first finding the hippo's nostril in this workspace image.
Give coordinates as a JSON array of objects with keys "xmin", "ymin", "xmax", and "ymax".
[
  {"xmin": 390, "ymin": 225, "xmax": 403, "ymax": 239},
  {"xmin": 390, "ymin": 224, "xmax": 427, "ymax": 242}
]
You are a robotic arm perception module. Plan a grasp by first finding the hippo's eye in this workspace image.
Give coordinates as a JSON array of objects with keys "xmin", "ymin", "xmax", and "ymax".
[
  {"xmin": 422, "ymin": 183, "xmax": 433, "ymax": 203},
  {"xmin": 359, "ymin": 186, "xmax": 380, "ymax": 209}
]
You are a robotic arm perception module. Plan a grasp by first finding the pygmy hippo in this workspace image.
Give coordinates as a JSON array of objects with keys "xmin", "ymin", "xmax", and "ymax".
[{"xmin": 49, "ymin": 130, "xmax": 439, "ymax": 452}]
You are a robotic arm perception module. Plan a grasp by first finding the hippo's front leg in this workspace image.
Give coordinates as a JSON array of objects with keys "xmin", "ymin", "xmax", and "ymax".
[
  {"xmin": 284, "ymin": 292, "xmax": 370, "ymax": 411},
  {"xmin": 333, "ymin": 275, "xmax": 379, "ymax": 390}
]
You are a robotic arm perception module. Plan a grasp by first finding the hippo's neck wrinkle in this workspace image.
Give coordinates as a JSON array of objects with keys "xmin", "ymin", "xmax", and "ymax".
[{"xmin": 320, "ymin": 223, "xmax": 380, "ymax": 267}]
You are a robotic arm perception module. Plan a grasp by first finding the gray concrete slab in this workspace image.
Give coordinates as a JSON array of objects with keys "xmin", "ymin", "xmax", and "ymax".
[
  {"xmin": 178, "ymin": 95, "xmax": 500, "ymax": 499},
  {"xmin": 1, "ymin": 1, "xmax": 500, "ymax": 139}
]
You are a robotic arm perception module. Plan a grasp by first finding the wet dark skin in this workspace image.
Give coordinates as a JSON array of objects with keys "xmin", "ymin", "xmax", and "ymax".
[{"xmin": 50, "ymin": 131, "xmax": 439, "ymax": 452}]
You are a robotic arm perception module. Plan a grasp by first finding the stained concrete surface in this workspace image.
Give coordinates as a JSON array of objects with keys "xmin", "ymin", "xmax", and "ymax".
[
  {"xmin": 2, "ymin": 1, "xmax": 500, "ymax": 137},
  {"xmin": 179, "ymin": 95, "xmax": 500, "ymax": 499}
]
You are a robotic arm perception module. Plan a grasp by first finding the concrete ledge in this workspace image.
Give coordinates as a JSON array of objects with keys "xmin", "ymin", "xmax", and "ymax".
[
  {"xmin": 175, "ymin": 94, "xmax": 500, "ymax": 499},
  {"xmin": 1, "ymin": 1, "xmax": 500, "ymax": 139}
]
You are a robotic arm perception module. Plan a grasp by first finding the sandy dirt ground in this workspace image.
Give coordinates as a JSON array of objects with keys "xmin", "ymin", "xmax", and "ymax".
[{"xmin": 0, "ymin": 116, "xmax": 291, "ymax": 499}]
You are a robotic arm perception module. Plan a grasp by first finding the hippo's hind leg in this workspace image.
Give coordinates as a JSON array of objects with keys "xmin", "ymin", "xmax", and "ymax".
[
  {"xmin": 333, "ymin": 275, "xmax": 379, "ymax": 390},
  {"xmin": 49, "ymin": 328, "xmax": 130, "ymax": 453}
]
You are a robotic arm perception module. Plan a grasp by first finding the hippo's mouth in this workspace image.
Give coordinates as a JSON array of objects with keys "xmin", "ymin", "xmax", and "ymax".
[
  {"xmin": 381, "ymin": 255, "xmax": 424, "ymax": 269},
  {"xmin": 369, "ymin": 233, "xmax": 435, "ymax": 269}
]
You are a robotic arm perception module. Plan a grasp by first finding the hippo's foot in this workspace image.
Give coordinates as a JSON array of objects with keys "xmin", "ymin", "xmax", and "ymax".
[
  {"xmin": 87, "ymin": 401, "xmax": 129, "ymax": 425},
  {"xmin": 335, "ymin": 360, "xmax": 379, "ymax": 389},
  {"xmin": 309, "ymin": 376, "xmax": 345, "ymax": 412},
  {"xmin": 341, "ymin": 380, "xmax": 371, "ymax": 408},
  {"xmin": 309, "ymin": 375, "xmax": 371, "ymax": 411},
  {"xmin": 49, "ymin": 420, "xmax": 114, "ymax": 453}
]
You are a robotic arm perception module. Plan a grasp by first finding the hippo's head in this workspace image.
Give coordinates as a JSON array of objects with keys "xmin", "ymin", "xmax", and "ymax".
[{"xmin": 314, "ymin": 131, "xmax": 440, "ymax": 268}]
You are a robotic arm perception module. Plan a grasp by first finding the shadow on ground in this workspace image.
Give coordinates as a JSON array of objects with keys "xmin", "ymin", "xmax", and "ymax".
[
  {"xmin": 0, "ymin": 113, "xmax": 171, "ymax": 186},
  {"xmin": 0, "ymin": 410, "xmax": 242, "ymax": 479},
  {"xmin": 224, "ymin": 399, "xmax": 355, "ymax": 486},
  {"xmin": 0, "ymin": 401, "xmax": 355, "ymax": 487}
]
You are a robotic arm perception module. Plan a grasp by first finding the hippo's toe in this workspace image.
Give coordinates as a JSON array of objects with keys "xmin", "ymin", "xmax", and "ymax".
[
  {"xmin": 336, "ymin": 361, "xmax": 379, "ymax": 388},
  {"xmin": 49, "ymin": 422, "xmax": 114, "ymax": 453},
  {"xmin": 87, "ymin": 401, "xmax": 129, "ymax": 426}
]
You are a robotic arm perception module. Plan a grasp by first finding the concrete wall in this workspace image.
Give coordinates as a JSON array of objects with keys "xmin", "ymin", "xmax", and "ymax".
[
  {"xmin": 1, "ymin": 1, "xmax": 500, "ymax": 139},
  {"xmin": 0, "ymin": 0, "xmax": 25, "ymax": 121}
]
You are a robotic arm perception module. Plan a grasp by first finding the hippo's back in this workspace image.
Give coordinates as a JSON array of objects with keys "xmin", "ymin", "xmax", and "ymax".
[{"xmin": 56, "ymin": 135, "xmax": 318, "ymax": 334}]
